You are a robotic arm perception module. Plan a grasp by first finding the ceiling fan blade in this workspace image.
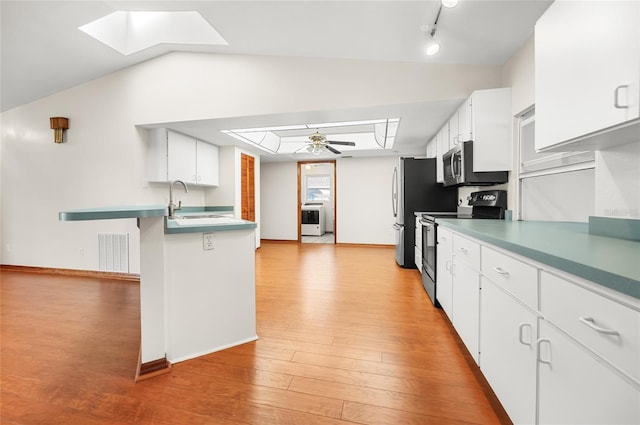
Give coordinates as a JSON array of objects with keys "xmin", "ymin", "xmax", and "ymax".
[
  {"xmin": 327, "ymin": 140, "xmax": 356, "ymax": 146},
  {"xmin": 325, "ymin": 145, "xmax": 341, "ymax": 154}
]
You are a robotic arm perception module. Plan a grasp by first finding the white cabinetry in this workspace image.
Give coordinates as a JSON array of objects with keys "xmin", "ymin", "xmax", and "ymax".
[
  {"xmin": 434, "ymin": 87, "xmax": 512, "ymax": 180},
  {"xmin": 438, "ymin": 226, "xmax": 640, "ymax": 425},
  {"xmin": 147, "ymin": 129, "xmax": 219, "ymax": 186},
  {"xmin": 448, "ymin": 96, "xmax": 473, "ymax": 148},
  {"xmin": 436, "ymin": 226, "xmax": 453, "ymax": 320},
  {"xmin": 434, "ymin": 124, "xmax": 449, "ymax": 183},
  {"xmin": 535, "ymin": 0, "xmax": 640, "ymax": 151},
  {"xmin": 451, "ymin": 233, "xmax": 480, "ymax": 363},
  {"xmin": 538, "ymin": 321, "xmax": 640, "ymax": 425},
  {"xmin": 480, "ymin": 247, "xmax": 539, "ymax": 425},
  {"xmin": 414, "ymin": 216, "xmax": 422, "ymax": 272}
]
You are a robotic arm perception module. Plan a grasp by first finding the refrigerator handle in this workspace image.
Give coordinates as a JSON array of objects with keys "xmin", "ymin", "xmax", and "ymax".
[{"xmin": 391, "ymin": 167, "xmax": 398, "ymax": 217}]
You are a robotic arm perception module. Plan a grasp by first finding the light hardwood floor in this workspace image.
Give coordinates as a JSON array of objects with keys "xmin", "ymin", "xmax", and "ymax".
[{"xmin": 1, "ymin": 241, "xmax": 509, "ymax": 425}]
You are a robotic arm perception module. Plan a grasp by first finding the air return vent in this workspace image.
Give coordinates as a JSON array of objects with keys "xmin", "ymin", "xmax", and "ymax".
[{"xmin": 98, "ymin": 233, "xmax": 129, "ymax": 272}]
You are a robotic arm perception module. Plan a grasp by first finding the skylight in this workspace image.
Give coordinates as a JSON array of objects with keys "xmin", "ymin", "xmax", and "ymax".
[
  {"xmin": 79, "ymin": 11, "xmax": 228, "ymax": 56},
  {"xmin": 221, "ymin": 118, "xmax": 400, "ymax": 155}
]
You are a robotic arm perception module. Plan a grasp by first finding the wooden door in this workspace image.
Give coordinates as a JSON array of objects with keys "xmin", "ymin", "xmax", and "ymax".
[{"xmin": 241, "ymin": 154, "xmax": 255, "ymax": 221}]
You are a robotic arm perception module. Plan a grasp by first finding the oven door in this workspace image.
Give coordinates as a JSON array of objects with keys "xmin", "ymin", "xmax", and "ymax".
[{"xmin": 421, "ymin": 219, "xmax": 438, "ymax": 305}]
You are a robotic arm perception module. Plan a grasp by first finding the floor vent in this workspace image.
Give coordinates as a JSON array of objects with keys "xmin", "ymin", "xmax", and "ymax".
[{"xmin": 98, "ymin": 233, "xmax": 129, "ymax": 273}]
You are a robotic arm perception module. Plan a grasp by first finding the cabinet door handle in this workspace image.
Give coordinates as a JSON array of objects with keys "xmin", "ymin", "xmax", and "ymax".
[
  {"xmin": 518, "ymin": 323, "xmax": 532, "ymax": 346},
  {"xmin": 445, "ymin": 260, "xmax": 451, "ymax": 272},
  {"xmin": 578, "ymin": 316, "xmax": 620, "ymax": 336},
  {"xmin": 536, "ymin": 338, "xmax": 551, "ymax": 365},
  {"xmin": 493, "ymin": 267, "xmax": 510, "ymax": 278},
  {"xmin": 614, "ymin": 85, "xmax": 629, "ymax": 109}
]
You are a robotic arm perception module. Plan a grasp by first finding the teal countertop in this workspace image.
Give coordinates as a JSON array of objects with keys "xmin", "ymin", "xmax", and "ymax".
[
  {"xmin": 437, "ymin": 219, "xmax": 640, "ymax": 299},
  {"xmin": 59, "ymin": 205, "xmax": 167, "ymax": 220},
  {"xmin": 59, "ymin": 205, "xmax": 256, "ymax": 233}
]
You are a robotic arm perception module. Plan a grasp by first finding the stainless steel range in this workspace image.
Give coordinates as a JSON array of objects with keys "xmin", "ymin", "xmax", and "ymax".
[{"xmin": 420, "ymin": 190, "xmax": 507, "ymax": 306}]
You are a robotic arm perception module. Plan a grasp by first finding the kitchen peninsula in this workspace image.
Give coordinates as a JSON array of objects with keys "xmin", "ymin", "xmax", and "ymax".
[{"xmin": 59, "ymin": 205, "xmax": 258, "ymax": 381}]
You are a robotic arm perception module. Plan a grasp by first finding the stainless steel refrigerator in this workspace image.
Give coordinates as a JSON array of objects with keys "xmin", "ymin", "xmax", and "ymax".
[{"xmin": 392, "ymin": 157, "xmax": 457, "ymax": 268}]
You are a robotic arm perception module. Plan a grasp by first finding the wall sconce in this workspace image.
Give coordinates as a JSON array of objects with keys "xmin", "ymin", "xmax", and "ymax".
[{"xmin": 50, "ymin": 117, "xmax": 69, "ymax": 143}]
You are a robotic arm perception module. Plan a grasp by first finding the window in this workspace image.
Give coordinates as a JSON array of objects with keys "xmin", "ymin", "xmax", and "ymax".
[
  {"xmin": 306, "ymin": 174, "xmax": 331, "ymax": 202},
  {"xmin": 516, "ymin": 107, "xmax": 595, "ymax": 222}
]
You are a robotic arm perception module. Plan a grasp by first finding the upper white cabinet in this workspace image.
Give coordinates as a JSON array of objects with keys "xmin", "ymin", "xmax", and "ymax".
[
  {"xmin": 147, "ymin": 129, "xmax": 219, "ymax": 186},
  {"xmin": 535, "ymin": 0, "xmax": 640, "ymax": 151},
  {"xmin": 434, "ymin": 87, "xmax": 512, "ymax": 180}
]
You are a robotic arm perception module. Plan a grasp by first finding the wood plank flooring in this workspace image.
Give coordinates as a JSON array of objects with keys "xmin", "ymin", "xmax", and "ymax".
[{"xmin": 1, "ymin": 241, "xmax": 510, "ymax": 424}]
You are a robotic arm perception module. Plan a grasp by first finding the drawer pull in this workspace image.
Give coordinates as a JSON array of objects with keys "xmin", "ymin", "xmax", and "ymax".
[
  {"xmin": 518, "ymin": 323, "xmax": 532, "ymax": 346},
  {"xmin": 536, "ymin": 338, "xmax": 551, "ymax": 365},
  {"xmin": 578, "ymin": 316, "xmax": 620, "ymax": 336},
  {"xmin": 458, "ymin": 247, "xmax": 468, "ymax": 254},
  {"xmin": 493, "ymin": 267, "xmax": 510, "ymax": 278}
]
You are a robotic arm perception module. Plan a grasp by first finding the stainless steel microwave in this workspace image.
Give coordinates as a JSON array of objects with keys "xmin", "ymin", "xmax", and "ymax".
[{"xmin": 442, "ymin": 141, "xmax": 508, "ymax": 187}]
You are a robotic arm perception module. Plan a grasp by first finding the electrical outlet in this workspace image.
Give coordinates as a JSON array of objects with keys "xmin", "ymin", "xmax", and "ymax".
[{"xmin": 203, "ymin": 233, "xmax": 214, "ymax": 250}]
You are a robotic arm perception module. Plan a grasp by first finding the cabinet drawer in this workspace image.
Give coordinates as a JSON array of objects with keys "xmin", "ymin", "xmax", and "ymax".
[
  {"xmin": 541, "ymin": 271, "xmax": 640, "ymax": 383},
  {"xmin": 453, "ymin": 234, "xmax": 480, "ymax": 270},
  {"xmin": 481, "ymin": 246, "xmax": 538, "ymax": 309}
]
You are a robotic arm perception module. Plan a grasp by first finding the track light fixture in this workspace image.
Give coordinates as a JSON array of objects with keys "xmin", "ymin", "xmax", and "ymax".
[{"xmin": 422, "ymin": 0, "xmax": 459, "ymax": 56}]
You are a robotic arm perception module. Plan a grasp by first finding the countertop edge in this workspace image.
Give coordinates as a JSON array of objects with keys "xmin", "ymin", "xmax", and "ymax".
[
  {"xmin": 164, "ymin": 221, "xmax": 257, "ymax": 234},
  {"xmin": 437, "ymin": 220, "xmax": 640, "ymax": 299}
]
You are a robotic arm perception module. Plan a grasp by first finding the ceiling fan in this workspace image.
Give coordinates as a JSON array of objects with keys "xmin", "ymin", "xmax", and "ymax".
[{"xmin": 303, "ymin": 131, "xmax": 356, "ymax": 155}]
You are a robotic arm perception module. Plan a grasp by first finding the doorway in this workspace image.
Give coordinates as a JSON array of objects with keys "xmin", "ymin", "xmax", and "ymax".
[{"xmin": 298, "ymin": 161, "xmax": 336, "ymax": 244}]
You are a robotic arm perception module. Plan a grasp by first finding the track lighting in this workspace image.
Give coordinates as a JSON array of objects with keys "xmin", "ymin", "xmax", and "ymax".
[{"xmin": 422, "ymin": 0, "xmax": 459, "ymax": 56}]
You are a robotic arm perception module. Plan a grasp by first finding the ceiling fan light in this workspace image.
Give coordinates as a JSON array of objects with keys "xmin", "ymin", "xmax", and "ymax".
[
  {"xmin": 441, "ymin": 0, "xmax": 459, "ymax": 8},
  {"xmin": 425, "ymin": 38, "xmax": 441, "ymax": 56}
]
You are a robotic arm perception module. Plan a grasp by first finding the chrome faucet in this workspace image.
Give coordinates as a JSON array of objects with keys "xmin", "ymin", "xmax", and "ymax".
[{"xmin": 168, "ymin": 180, "xmax": 188, "ymax": 217}]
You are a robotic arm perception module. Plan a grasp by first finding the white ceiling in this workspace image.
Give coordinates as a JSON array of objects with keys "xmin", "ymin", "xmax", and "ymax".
[{"xmin": 0, "ymin": 0, "xmax": 552, "ymax": 160}]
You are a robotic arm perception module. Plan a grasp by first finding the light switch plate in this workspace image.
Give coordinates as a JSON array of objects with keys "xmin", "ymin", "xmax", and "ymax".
[{"xmin": 203, "ymin": 233, "xmax": 214, "ymax": 250}]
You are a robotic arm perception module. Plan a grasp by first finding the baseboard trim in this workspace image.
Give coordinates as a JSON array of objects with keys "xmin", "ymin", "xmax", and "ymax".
[
  {"xmin": 260, "ymin": 239, "xmax": 298, "ymax": 244},
  {"xmin": 0, "ymin": 264, "xmax": 140, "ymax": 282},
  {"xmin": 135, "ymin": 357, "xmax": 172, "ymax": 382},
  {"xmin": 335, "ymin": 243, "xmax": 395, "ymax": 248}
]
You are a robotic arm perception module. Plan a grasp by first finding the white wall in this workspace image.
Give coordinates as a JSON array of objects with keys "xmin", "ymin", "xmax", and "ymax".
[
  {"xmin": 2, "ymin": 51, "xmax": 503, "ymax": 270},
  {"xmin": 336, "ymin": 156, "xmax": 397, "ymax": 245},
  {"xmin": 595, "ymin": 141, "xmax": 640, "ymax": 218},
  {"xmin": 261, "ymin": 156, "xmax": 397, "ymax": 245},
  {"xmin": 260, "ymin": 162, "xmax": 298, "ymax": 240}
]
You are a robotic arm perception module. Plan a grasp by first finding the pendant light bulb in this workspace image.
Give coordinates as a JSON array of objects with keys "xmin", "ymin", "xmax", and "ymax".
[
  {"xmin": 425, "ymin": 38, "xmax": 440, "ymax": 56},
  {"xmin": 441, "ymin": 0, "xmax": 459, "ymax": 8}
]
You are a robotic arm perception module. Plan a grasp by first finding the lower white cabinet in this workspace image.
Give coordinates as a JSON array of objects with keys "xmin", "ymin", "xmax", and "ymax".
[
  {"xmin": 538, "ymin": 320, "xmax": 640, "ymax": 425},
  {"xmin": 437, "ymin": 226, "xmax": 640, "ymax": 425},
  {"xmin": 451, "ymin": 234, "xmax": 481, "ymax": 364},
  {"xmin": 436, "ymin": 227, "xmax": 453, "ymax": 319},
  {"xmin": 414, "ymin": 216, "xmax": 422, "ymax": 271},
  {"xmin": 480, "ymin": 277, "xmax": 537, "ymax": 425}
]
